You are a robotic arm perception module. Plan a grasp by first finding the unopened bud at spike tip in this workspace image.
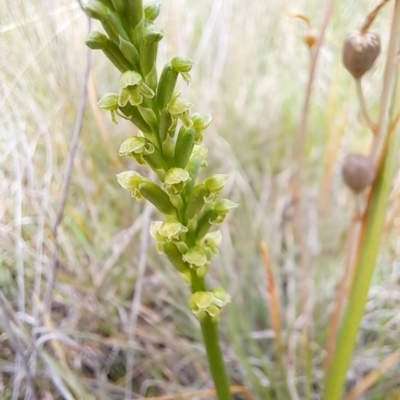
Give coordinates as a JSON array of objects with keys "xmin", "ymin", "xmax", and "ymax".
[
  {"xmin": 85, "ymin": 31, "xmax": 108, "ymax": 50},
  {"xmin": 343, "ymin": 31, "xmax": 381, "ymax": 79},
  {"xmin": 342, "ymin": 153, "xmax": 375, "ymax": 193},
  {"xmin": 84, "ymin": 0, "xmax": 109, "ymax": 21},
  {"xmin": 144, "ymin": 2, "xmax": 161, "ymax": 22}
]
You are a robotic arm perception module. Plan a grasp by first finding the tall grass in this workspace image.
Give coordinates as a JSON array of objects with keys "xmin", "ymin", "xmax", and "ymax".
[{"xmin": 1, "ymin": 0, "xmax": 400, "ymax": 399}]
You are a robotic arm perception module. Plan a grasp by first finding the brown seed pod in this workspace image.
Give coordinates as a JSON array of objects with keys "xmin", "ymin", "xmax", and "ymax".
[
  {"xmin": 342, "ymin": 153, "xmax": 375, "ymax": 193},
  {"xmin": 342, "ymin": 31, "xmax": 381, "ymax": 79}
]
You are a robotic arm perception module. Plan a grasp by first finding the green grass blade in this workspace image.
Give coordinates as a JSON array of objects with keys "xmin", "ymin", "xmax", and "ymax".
[{"xmin": 322, "ymin": 73, "xmax": 400, "ymax": 399}]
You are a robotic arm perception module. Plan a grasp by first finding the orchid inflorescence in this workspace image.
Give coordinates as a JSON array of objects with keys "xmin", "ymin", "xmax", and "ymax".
[{"xmin": 83, "ymin": 0, "xmax": 236, "ymax": 321}]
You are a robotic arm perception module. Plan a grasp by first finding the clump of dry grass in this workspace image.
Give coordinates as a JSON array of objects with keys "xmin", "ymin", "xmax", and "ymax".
[{"xmin": 1, "ymin": 0, "xmax": 400, "ymax": 399}]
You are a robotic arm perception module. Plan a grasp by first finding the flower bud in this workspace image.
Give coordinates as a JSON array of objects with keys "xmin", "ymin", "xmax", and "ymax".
[
  {"xmin": 342, "ymin": 153, "xmax": 375, "ymax": 193},
  {"xmin": 85, "ymin": 31, "xmax": 108, "ymax": 49},
  {"xmin": 343, "ymin": 31, "xmax": 381, "ymax": 79},
  {"xmin": 144, "ymin": 2, "xmax": 161, "ymax": 21},
  {"xmin": 143, "ymin": 24, "xmax": 164, "ymax": 44},
  {"xmin": 84, "ymin": 0, "xmax": 109, "ymax": 21},
  {"xmin": 171, "ymin": 56, "xmax": 195, "ymax": 73}
]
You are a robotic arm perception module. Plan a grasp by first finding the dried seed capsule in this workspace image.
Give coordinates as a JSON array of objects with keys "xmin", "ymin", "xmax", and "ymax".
[
  {"xmin": 343, "ymin": 31, "xmax": 381, "ymax": 79},
  {"xmin": 342, "ymin": 153, "xmax": 375, "ymax": 193}
]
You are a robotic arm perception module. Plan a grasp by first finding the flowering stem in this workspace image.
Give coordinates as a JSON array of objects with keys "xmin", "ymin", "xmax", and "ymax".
[
  {"xmin": 200, "ymin": 315, "xmax": 232, "ymax": 400},
  {"xmin": 191, "ymin": 272, "xmax": 232, "ymax": 400}
]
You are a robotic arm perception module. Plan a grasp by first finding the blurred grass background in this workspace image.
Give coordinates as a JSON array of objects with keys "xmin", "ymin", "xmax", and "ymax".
[{"xmin": 1, "ymin": 0, "xmax": 400, "ymax": 399}]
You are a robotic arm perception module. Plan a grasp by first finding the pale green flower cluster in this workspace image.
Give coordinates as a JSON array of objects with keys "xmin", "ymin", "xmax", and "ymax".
[{"xmin": 83, "ymin": 0, "xmax": 237, "ymax": 321}]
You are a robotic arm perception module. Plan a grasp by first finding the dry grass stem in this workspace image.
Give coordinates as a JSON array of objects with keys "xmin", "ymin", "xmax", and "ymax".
[
  {"xmin": 124, "ymin": 204, "xmax": 152, "ymax": 400},
  {"xmin": 355, "ymin": 79, "xmax": 378, "ymax": 133},
  {"xmin": 369, "ymin": 0, "xmax": 400, "ymax": 161},
  {"xmin": 43, "ymin": 15, "xmax": 92, "ymax": 315},
  {"xmin": 142, "ymin": 385, "xmax": 257, "ymax": 400},
  {"xmin": 361, "ymin": 0, "xmax": 392, "ymax": 33},
  {"xmin": 0, "ymin": 295, "xmax": 37, "ymax": 400},
  {"xmin": 260, "ymin": 241, "xmax": 282, "ymax": 352},
  {"xmin": 290, "ymin": 0, "xmax": 337, "ymax": 392},
  {"xmin": 344, "ymin": 350, "xmax": 400, "ymax": 400}
]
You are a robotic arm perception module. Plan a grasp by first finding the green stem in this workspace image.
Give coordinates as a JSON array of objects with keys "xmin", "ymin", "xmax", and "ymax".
[
  {"xmin": 190, "ymin": 272, "xmax": 232, "ymax": 400},
  {"xmin": 199, "ymin": 315, "xmax": 233, "ymax": 400},
  {"xmin": 322, "ymin": 2, "xmax": 400, "ymax": 395}
]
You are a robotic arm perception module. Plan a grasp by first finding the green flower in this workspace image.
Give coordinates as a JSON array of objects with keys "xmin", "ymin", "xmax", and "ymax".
[
  {"xmin": 171, "ymin": 56, "xmax": 195, "ymax": 84},
  {"xmin": 191, "ymin": 113, "xmax": 212, "ymax": 143},
  {"xmin": 204, "ymin": 174, "xmax": 229, "ymax": 203},
  {"xmin": 151, "ymin": 219, "xmax": 188, "ymax": 242},
  {"xmin": 200, "ymin": 230, "xmax": 222, "ymax": 257},
  {"xmin": 211, "ymin": 198, "xmax": 239, "ymax": 224},
  {"xmin": 210, "ymin": 287, "xmax": 231, "ymax": 308},
  {"xmin": 189, "ymin": 144, "xmax": 209, "ymax": 168},
  {"xmin": 162, "ymin": 168, "xmax": 191, "ymax": 195},
  {"xmin": 119, "ymin": 135, "xmax": 154, "ymax": 165},
  {"xmin": 182, "ymin": 246, "xmax": 209, "ymax": 270},
  {"xmin": 97, "ymin": 93, "xmax": 120, "ymax": 125},
  {"xmin": 118, "ymin": 71, "xmax": 155, "ymax": 107},
  {"xmin": 116, "ymin": 171, "xmax": 143, "ymax": 199},
  {"xmin": 189, "ymin": 288, "xmax": 231, "ymax": 320},
  {"xmin": 167, "ymin": 91, "xmax": 193, "ymax": 130}
]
